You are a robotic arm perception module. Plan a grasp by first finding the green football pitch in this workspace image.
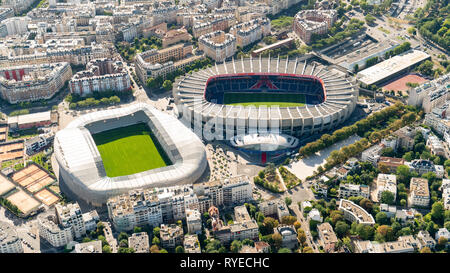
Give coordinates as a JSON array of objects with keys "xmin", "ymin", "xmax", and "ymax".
[
  {"xmin": 223, "ymin": 92, "xmax": 305, "ymax": 107},
  {"xmin": 92, "ymin": 123, "xmax": 171, "ymax": 178}
]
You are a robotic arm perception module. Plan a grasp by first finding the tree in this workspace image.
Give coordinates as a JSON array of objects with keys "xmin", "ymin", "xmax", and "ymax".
[
  {"xmin": 365, "ymin": 14, "xmax": 376, "ymax": 25},
  {"xmin": 335, "ymin": 221, "xmax": 350, "ymax": 238},
  {"xmin": 297, "ymin": 228, "xmax": 307, "ymax": 245},
  {"xmin": 102, "ymin": 245, "xmax": 112, "ymax": 253},
  {"xmin": 284, "ymin": 197, "xmax": 292, "ymax": 206},
  {"xmin": 417, "ymin": 60, "xmax": 434, "ymax": 76},
  {"xmin": 380, "ymin": 191, "xmax": 395, "ymax": 205},
  {"xmin": 134, "ymin": 226, "xmax": 142, "ymax": 233},
  {"xmin": 376, "ymin": 212, "xmax": 389, "ymax": 225},
  {"xmin": 437, "ymin": 236, "xmax": 448, "ymax": 247},
  {"xmin": 281, "ymin": 215, "xmax": 297, "ymax": 225},
  {"xmin": 272, "ymin": 233, "xmax": 283, "ymax": 250},
  {"xmin": 302, "ymin": 246, "xmax": 314, "ymax": 253},
  {"xmin": 175, "ymin": 246, "xmax": 185, "ymax": 253},
  {"xmin": 420, "ymin": 247, "xmax": 432, "ymax": 253},
  {"xmin": 431, "ymin": 201, "xmax": 445, "ymax": 224},
  {"xmin": 278, "ymin": 248, "xmax": 292, "ymax": 253},
  {"xmin": 150, "ymin": 245, "xmax": 160, "ymax": 253},
  {"xmin": 153, "ymin": 227, "xmax": 160, "ymax": 238},
  {"xmin": 118, "ymin": 232, "xmax": 129, "ymax": 242},
  {"xmin": 162, "ymin": 80, "xmax": 173, "ymax": 91},
  {"xmin": 376, "ymin": 225, "xmax": 395, "ymax": 242},
  {"xmin": 230, "ymin": 240, "xmax": 243, "ymax": 253}
]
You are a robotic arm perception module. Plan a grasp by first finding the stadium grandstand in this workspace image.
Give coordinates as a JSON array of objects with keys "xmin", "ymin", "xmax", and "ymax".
[
  {"xmin": 53, "ymin": 103, "xmax": 207, "ymax": 206},
  {"xmin": 173, "ymin": 56, "xmax": 357, "ymax": 139}
]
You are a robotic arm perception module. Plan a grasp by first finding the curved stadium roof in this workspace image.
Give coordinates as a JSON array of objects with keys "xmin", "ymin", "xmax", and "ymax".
[{"xmin": 54, "ymin": 103, "xmax": 207, "ymax": 206}]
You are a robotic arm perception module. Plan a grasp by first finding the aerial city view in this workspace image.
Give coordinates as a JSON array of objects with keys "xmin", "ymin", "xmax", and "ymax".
[{"xmin": 0, "ymin": 0, "xmax": 449, "ymax": 259}]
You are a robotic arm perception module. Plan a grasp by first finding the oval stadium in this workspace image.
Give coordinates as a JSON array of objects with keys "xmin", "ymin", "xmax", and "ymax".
[
  {"xmin": 53, "ymin": 103, "xmax": 207, "ymax": 206},
  {"xmin": 173, "ymin": 57, "xmax": 358, "ymax": 139}
]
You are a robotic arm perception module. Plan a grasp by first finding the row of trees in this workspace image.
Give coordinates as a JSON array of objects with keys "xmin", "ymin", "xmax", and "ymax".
[
  {"xmin": 324, "ymin": 109, "xmax": 417, "ymax": 169},
  {"xmin": 145, "ymin": 57, "xmax": 212, "ymax": 91},
  {"xmin": 299, "ymin": 103, "xmax": 408, "ymax": 158},
  {"xmin": 384, "ymin": 42, "xmax": 412, "ymax": 59},
  {"xmin": 0, "ymin": 197, "xmax": 22, "ymax": 216},
  {"xmin": 415, "ymin": 0, "xmax": 450, "ymax": 52},
  {"xmin": 69, "ymin": 96, "xmax": 121, "ymax": 109},
  {"xmin": 311, "ymin": 18, "xmax": 365, "ymax": 49}
]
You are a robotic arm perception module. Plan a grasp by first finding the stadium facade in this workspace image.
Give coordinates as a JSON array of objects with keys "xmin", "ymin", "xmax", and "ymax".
[
  {"xmin": 53, "ymin": 103, "xmax": 207, "ymax": 206},
  {"xmin": 173, "ymin": 57, "xmax": 358, "ymax": 140}
]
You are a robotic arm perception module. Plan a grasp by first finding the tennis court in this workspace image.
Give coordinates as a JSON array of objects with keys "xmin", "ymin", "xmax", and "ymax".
[
  {"xmin": 6, "ymin": 190, "xmax": 40, "ymax": 215},
  {"xmin": 34, "ymin": 189, "xmax": 59, "ymax": 206}
]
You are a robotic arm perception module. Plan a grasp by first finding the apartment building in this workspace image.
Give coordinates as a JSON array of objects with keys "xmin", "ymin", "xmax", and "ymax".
[
  {"xmin": 186, "ymin": 209, "xmax": 202, "ymax": 235},
  {"xmin": 160, "ymin": 224, "xmax": 184, "ymax": 250},
  {"xmin": 408, "ymin": 73, "xmax": 449, "ymax": 112},
  {"xmin": 377, "ymin": 157, "xmax": 405, "ymax": 173},
  {"xmin": 38, "ymin": 214, "xmax": 74, "ymax": 248},
  {"xmin": 69, "ymin": 58, "xmax": 131, "ymax": 96},
  {"xmin": 339, "ymin": 199, "xmax": 375, "ymax": 225},
  {"xmin": 135, "ymin": 43, "xmax": 201, "ymax": 83},
  {"xmin": 258, "ymin": 199, "xmax": 290, "ymax": 220},
  {"xmin": 339, "ymin": 183, "xmax": 370, "ymax": 199},
  {"xmin": 0, "ymin": 62, "xmax": 72, "ymax": 104},
  {"xmin": 417, "ymin": 230, "xmax": 436, "ymax": 250},
  {"xmin": 392, "ymin": 126, "xmax": 416, "ymax": 151},
  {"xmin": 193, "ymin": 175, "xmax": 253, "ymax": 208},
  {"xmin": 198, "ymin": 31, "xmax": 236, "ymax": 62},
  {"xmin": 361, "ymin": 144, "xmax": 384, "ymax": 165},
  {"xmin": 215, "ymin": 205, "xmax": 258, "ymax": 244},
  {"xmin": 192, "ymin": 14, "xmax": 235, "ymax": 38},
  {"xmin": 0, "ymin": 221, "xmax": 23, "ymax": 253},
  {"xmin": 128, "ymin": 232, "xmax": 150, "ymax": 253},
  {"xmin": 376, "ymin": 174, "xmax": 397, "ymax": 203},
  {"xmin": 107, "ymin": 176, "xmax": 252, "ymax": 232},
  {"xmin": 354, "ymin": 236, "xmax": 417, "ymax": 253},
  {"xmin": 0, "ymin": 44, "xmax": 110, "ymax": 67},
  {"xmin": 38, "ymin": 202, "xmax": 99, "ymax": 248},
  {"xmin": 293, "ymin": 9, "xmax": 337, "ymax": 44},
  {"xmin": 442, "ymin": 179, "xmax": 450, "ymax": 210},
  {"xmin": 55, "ymin": 203, "xmax": 86, "ymax": 239},
  {"xmin": 409, "ymin": 177, "xmax": 430, "ymax": 207},
  {"xmin": 274, "ymin": 225, "xmax": 298, "ymax": 250},
  {"xmin": 229, "ymin": 18, "xmax": 271, "ymax": 48},
  {"xmin": 317, "ymin": 222, "xmax": 338, "ymax": 253},
  {"xmin": 407, "ymin": 159, "xmax": 444, "ymax": 178},
  {"xmin": 73, "ymin": 240, "xmax": 102, "ymax": 253},
  {"xmin": 184, "ymin": 234, "xmax": 201, "ymax": 253},
  {"xmin": 162, "ymin": 27, "xmax": 192, "ymax": 48},
  {"xmin": 426, "ymin": 135, "xmax": 445, "ymax": 157}
]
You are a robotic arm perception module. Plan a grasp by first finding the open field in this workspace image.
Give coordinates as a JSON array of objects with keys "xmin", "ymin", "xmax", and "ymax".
[
  {"xmin": 224, "ymin": 92, "xmax": 305, "ymax": 107},
  {"xmin": 92, "ymin": 123, "xmax": 171, "ymax": 177},
  {"xmin": 381, "ymin": 73, "xmax": 428, "ymax": 93}
]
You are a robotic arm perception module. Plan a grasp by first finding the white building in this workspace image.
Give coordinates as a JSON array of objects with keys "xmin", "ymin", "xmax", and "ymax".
[
  {"xmin": 128, "ymin": 232, "xmax": 150, "ymax": 253},
  {"xmin": 376, "ymin": 174, "xmax": 397, "ymax": 203},
  {"xmin": 258, "ymin": 199, "xmax": 290, "ymax": 220},
  {"xmin": 0, "ymin": 221, "xmax": 23, "ymax": 253},
  {"xmin": 434, "ymin": 228, "xmax": 450, "ymax": 244},
  {"xmin": 361, "ymin": 144, "xmax": 384, "ymax": 165},
  {"xmin": 308, "ymin": 208, "xmax": 323, "ymax": 223},
  {"xmin": 409, "ymin": 177, "xmax": 430, "ymax": 208},
  {"xmin": 339, "ymin": 183, "xmax": 370, "ymax": 199},
  {"xmin": 186, "ymin": 209, "xmax": 202, "ymax": 235},
  {"xmin": 442, "ymin": 179, "xmax": 450, "ymax": 210}
]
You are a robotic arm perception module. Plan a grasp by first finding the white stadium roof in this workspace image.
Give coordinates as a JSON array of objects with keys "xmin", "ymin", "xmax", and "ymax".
[{"xmin": 54, "ymin": 103, "xmax": 207, "ymax": 205}]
